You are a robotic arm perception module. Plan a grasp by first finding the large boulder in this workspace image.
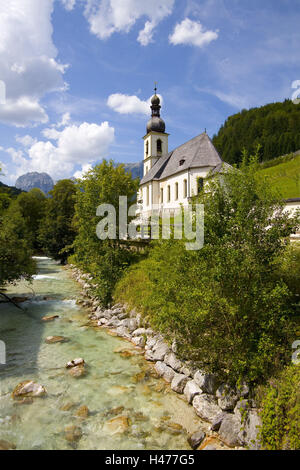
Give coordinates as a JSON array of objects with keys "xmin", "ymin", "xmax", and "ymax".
[
  {"xmin": 132, "ymin": 336, "xmax": 146, "ymax": 348},
  {"xmin": 164, "ymin": 352, "xmax": 182, "ymax": 371},
  {"xmin": 210, "ymin": 412, "xmax": 228, "ymax": 432},
  {"xmin": 183, "ymin": 380, "xmax": 202, "ymax": 404},
  {"xmin": 216, "ymin": 384, "xmax": 238, "ymax": 411},
  {"xmin": 239, "ymin": 410, "xmax": 262, "ymax": 450},
  {"xmin": 12, "ymin": 381, "xmax": 46, "ymax": 400},
  {"xmin": 192, "ymin": 394, "xmax": 222, "ymax": 423},
  {"xmin": 194, "ymin": 370, "xmax": 218, "ymax": 395},
  {"xmin": 187, "ymin": 430, "xmax": 206, "ymax": 450},
  {"xmin": 218, "ymin": 413, "xmax": 243, "ymax": 448},
  {"xmin": 154, "ymin": 361, "xmax": 175, "ymax": 383},
  {"xmin": 171, "ymin": 373, "xmax": 189, "ymax": 394},
  {"xmin": 145, "ymin": 339, "xmax": 169, "ymax": 361}
]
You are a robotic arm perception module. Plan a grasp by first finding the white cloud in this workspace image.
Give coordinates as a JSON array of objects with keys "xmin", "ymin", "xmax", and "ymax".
[
  {"xmin": 0, "ymin": 0, "xmax": 68, "ymax": 127},
  {"xmin": 0, "ymin": 97, "xmax": 49, "ymax": 127},
  {"xmin": 60, "ymin": 0, "xmax": 77, "ymax": 11},
  {"xmin": 6, "ymin": 121, "xmax": 115, "ymax": 181},
  {"xmin": 73, "ymin": 163, "xmax": 93, "ymax": 179},
  {"xmin": 84, "ymin": 0, "xmax": 175, "ymax": 45},
  {"xmin": 169, "ymin": 18, "xmax": 218, "ymax": 48},
  {"xmin": 15, "ymin": 134, "xmax": 38, "ymax": 148},
  {"xmin": 107, "ymin": 93, "xmax": 163, "ymax": 115}
]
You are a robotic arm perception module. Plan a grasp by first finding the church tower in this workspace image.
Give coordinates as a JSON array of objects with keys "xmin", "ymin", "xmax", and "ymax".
[{"xmin": 143, "ymin": 87, "xmax": 169, "ymax": 177}]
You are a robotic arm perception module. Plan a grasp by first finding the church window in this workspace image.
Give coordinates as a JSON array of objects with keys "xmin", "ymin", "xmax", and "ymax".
[
  {"xmin": 157, "ymin": 139, "xmax": 162, "ymax": 153},
  {"xmin": 184, "ymin": 179, "xmax": 187, "ymax": 198},
  {"xmin": 160, "ymin": 188, "xmax": 164, "ymax": 203},
  {"xmin": 197, "ymin": 177, "xmax": 204, "ymax": 193},
  {"xmin": 167, "ymin": 185, "xmax": 171, "ymax": 202},
  {"xmin": 146, "ymin": 141, "xmax": 149, "ymax": 156},
  {"xmin": 146, "ymin": 186, "xmax": 150, "ymax": 206},
  {"xmin": 175, "ymin": 182, "xmax": 178, "ymax": 200}
]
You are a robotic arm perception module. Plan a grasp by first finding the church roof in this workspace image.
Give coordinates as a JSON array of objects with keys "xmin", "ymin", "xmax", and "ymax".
[{"xmin": 140, "ymin": 132, "xmax": 223, "ymax": 185}]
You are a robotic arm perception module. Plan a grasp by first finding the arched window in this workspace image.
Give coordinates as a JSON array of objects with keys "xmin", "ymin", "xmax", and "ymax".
[
  {"xmin": 146, "ymin": 186, "xmax": 150, "ymax": 206},
  {"xmin": 184, "ymin": 179, "xmax": 187, "ymax": 198},
  {"xmin": 197, "ymin": 177, "xmax": 204, "ymax": 193},
  {"xmin": 175, "ymin": 182, "xmax": 179, "ymax": 200},
  {"xmin": 160, "ymin": 187, "xmax": 164, "ymax": 203},
  {"xmin": 157, "ymin": 139, "xmax": 162, "ymax": 153},
  {"xmin": 145, "ymin": 140, "xmax": 149, "ymax": 156},
  {"xmin": 167, "ymin": 185, "xmax": 171, "ymax": 202}
]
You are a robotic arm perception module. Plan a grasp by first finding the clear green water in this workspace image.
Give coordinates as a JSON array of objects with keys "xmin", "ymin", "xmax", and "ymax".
[{"xmin": 0, "ymin": 258, "xmax": 206, "ymax": 450}]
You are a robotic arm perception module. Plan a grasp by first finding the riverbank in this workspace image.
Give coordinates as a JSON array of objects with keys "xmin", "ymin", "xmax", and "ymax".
[
  {"xmin": 68, "ymin": 264, "xmax": 262, "ymax": 450},
  {"xmin": 0, "ymin": 257, "xmax": 230, "ymax": 450}
]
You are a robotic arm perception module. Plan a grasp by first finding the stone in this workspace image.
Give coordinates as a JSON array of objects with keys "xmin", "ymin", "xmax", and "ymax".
[
  {"xmin": 234, "ymin": 399, "xmax": 250, "ymax": 421},
  {"xmin": 103, "ymin": 416, "xmax": 129, "ymax": 435},
  {"xmin": 180, "ymin": 365, "xmax": 193, "ymax": 378},
  {"xmin": 194, "ymin": 370, "xmax": 218, "ymax": 395},
  {"xmin": 164, "ymin": 352, "xmax": 182, "ymax": 371},
  {"xmin": 187, "ymin": 430, "xmax": 206, "ymax": 450},
  {"xmin": 68, "ymin": 365, "xmax": 86, "ymax": 378},
  {"xmin": 237, "ymin": 382, "xmax": 250, "ymax": 398},
  {"xmin": 41, "ymin": 315, "xmax": 59, "ymax": 322},
  {"xmin": 11, "ymin": 297, "xmax": 28, "ymax": 303},
  {"xmin": 151, "ymin": 339, "xmax": 169, "ymax": 361},
  {"xmin": 154, "ymin": 361, "xmax": 175, "ymax": 383},
  {"xmin": 210, "ymin": 412, "xmax": 228, "ymax": 432},
  {"xmin": 171, "ymin": 373, "xmax": 189, "ymax": 394},
  {"xmin": 218, "ymin": 413, "xmax": 243, "ymax": 448},
  {"xmin": 132, "ymin": 328, "xmax": 151, "ymax": 337},
  {"xmin": 65, "ymin": 425, "xmax": 82, "ymax": 443},
  {"xmin": 241, "ymin": 410, "xmax": 262, "ymax": 450},
  {"xmin": 106, "ymin": 406, "xmax": 125, "ymax": 416},
  {"xmin": 132, "ymin": 336, "xmax": 146, "ymax": 348},
  {"xmin": 0, "ymin": 440, "xmax": 16, "ymax": 450},
  {"xmin": 45, "ymin": 336, "xmax": 67, "ymax": 344},
  {"xmin": 97, "ymin": 318, "xmax": 108, "ymax": 326},
  {"xmin": 183, "ymin": 380, "xmax": 202, "ymax": 404},
  {"xmin": 75, "ymin": 405, "xmax": 89, "ymax": 418},
  {"xmin": 66, "ymin": 358, "xmax": 85, "ymax": 368},
  {"xmin": 115, "ymin": 326, "xmax": 131, "ymax": 339},
  {"xmin": 216, "ymin": 384, "xmax": 238, "ymax": 411},
  {"xmin": 12, "ymin": 381, "xmax": 46, "ymax": 399},
  {"xmin": 192, "ymin": 394, "xmax": 222, "ymax": 423}
]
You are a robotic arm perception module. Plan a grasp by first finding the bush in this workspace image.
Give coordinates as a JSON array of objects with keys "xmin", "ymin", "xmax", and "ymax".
[{"xmin": 259, "ymin": 365, "xmax": 300, "ymax": 450}]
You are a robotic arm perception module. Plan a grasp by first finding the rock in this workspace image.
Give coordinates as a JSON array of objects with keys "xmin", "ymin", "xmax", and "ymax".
[
  {"xmin": 68, "ymin": 365, "xmax": 86, "ymax": 378},
  {"xmin": 75, "ymin": 405, "xmax": 90, "ymax": 418},
  {"xmin": 65, "ymin": 425, "xmax": 82, "ymax": 443},
  {"xmin": 154, "ymin": 361, "xmax": 175, "ymax": 383},
  {"xmin": 164, "ymin": 352, "xmax": 182, "ymax": 371},
  {"xmin": 187, "ymin": 430, "xmax": 206, "ymax": 450},
  {"xmin": 216, "ymin": 384, "xmax": 238, "ymax": 411},
  {"xmin": 237, "ymin": 382, "xmax": 250, "ymax": 398},
  {"xmin": 11, "ymin": 297, "xmax": 28, "ymax": 303},
  {"xmin": 0, "ymin": 440, "xmax": 16, "ymax": 450},
  {"xmin": 202, "ymin": 444, "xmax": 217, "ymax": 451},
  {"xmin": 183, "ymin": 380, "xmax": 202, "ymax": 404},
  {"xmin": 115, "ymin": 326, "xmax": 131, "ymax": 339},
  {"xmin": 171, "ymin": 373, "xmax": 189, "ymax": 394},
  {"xmin": 97, "ymin": 318, "xmax": 108, "ymax": 326},
  {"xmin": 41, "ymin": 315, "xmax": 59, "ymax": 322},
  {"xmin": 60, "ymin": 402, "xmax": 76, "ymax": 411},
  {"xmin": 132, "ymin": 336, "xmax": 146, "ymax": 348},
  {"xmin": 192, "ymin": 394, "xmax": 221, "ymax": 423},
  {"xmin": 180, "ymin": 365, "xmax": 194, "ymax": 378},
  {"xmin": 218, "ymin": 413, "xmax": 242, "ymax": 448},
  {"xmin": 241, "ymin": 410, "xmax": 262, "ymax": 449},
  {"xmin": 12, "ymin": 381, "xmax": 46, "ymax": 399},
  {"xmin": 210, "ymin": 412, "xmax": 228, "ymax": 432},
  {"xmin": 103, "ymin": 416, "xmax": 129, "ymax": 435},
  {"xmin": 194, "ymin": 371, "xmax": 218, "ymax": 395},
  {"xmin": 171, "ymin": 339, "xmax": 178, "ymax": 354},
  {"xmin": 106, "ymin": 406, "xmax": 125, "ymax": 416},
  {"xmin": 234, "ymin": 399, "xmax": 250, "ymax": 421},
  {"xmin": 150, "ymin": 339, "xmax": 170, "ymax": 361},
  {"xmin": 145, "ymin": 335, "xmax": 160, "ymax": 350},
  {"xmin": 45, "ymin": 336, "xmax": 67, "ymax": 344},
  {"xmin": 66, "ymin": 358, "xmax": 85, "ymax": 368},
  {"xmin": 132, "ymin": 328, "xmax": 151, "ymax": 337}
]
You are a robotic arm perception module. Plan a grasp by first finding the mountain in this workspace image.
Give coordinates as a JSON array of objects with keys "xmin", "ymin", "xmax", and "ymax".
[
  {"xmin": 212, "ymin": 99, "xmax": 300, "ymax": 165},
  {"xmin": 122, "ymin": 162, "xmax": 143, "ymax": 179},
  {"xmin": 15, "ymin": 172, "xmax": 54, "ymax": 194}
]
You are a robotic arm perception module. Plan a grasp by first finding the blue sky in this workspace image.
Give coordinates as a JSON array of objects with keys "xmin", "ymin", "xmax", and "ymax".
[{"xmin": 0, "ymin": 0, "xmax": 300, "ymax": 184}]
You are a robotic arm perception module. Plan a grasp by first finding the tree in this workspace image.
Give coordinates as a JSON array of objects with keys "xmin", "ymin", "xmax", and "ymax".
[
  {"xmin": 73, "ymin": 160, "xmax": 140, "ymax": 305},
  {"xmin": 38, "ymin": 179, "xmax": 77, "ymax": 263}
]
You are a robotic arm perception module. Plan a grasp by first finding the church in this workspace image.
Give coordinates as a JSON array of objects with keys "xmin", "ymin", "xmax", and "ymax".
[{"xmin": 137, "ymin": 90, "xmax": 230, "ymax": 220}]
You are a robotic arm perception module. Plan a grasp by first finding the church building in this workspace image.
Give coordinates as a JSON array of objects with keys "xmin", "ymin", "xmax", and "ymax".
[{"xmin": 137, "ymin": 90, "xmax": 229, "ymax": 219}]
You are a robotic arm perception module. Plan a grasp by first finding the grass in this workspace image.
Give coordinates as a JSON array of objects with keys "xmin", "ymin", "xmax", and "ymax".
[{"xmin": 257, "ymin": 153, "xmax": 300, "ymax": 199}]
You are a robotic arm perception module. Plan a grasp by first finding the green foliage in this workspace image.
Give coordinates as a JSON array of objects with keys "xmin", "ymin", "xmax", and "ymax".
[
  {"xmin": 115, "ymin": 152, "xmax": 300, "ymax": 384},
  {"xmin": 258, "ymin": 365, "xmax": 300, "ymax": 450},
  {"xmin": 212, "ymin": 100, "xmax": 300, "ymax": 165},
  {"xmin": 11, "ymin": 188, "xmax": 47, "ymax": 250},
  {"xmin": 256, "ymin": 153, "xmax": 300, "ymax": 198},
  {"xmin": 73, "ymin": 160, "xmax": 141, "ymax": 305},
  {"xmin": 0, "ymin": 202, "xmax": 36, "ymax": 286},
  {"xmin": 38, "ymin": 179, "xmax": 77, "ymax": 263}
]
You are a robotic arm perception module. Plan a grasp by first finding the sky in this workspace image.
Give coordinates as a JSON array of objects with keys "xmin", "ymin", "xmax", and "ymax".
[{"xmin": 0, "ymin": 0, "xmax": 300, "ymax": 185}]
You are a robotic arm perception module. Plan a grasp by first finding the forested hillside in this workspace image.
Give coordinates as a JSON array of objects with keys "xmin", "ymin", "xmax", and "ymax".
[{"xmin": 212, "ymin": 99, "xmax": 300, "ymax": 164}]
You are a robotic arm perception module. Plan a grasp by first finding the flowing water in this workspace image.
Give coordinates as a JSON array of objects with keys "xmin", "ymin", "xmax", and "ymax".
[{"xmin": 0, "ymin": 257, "xmax": 208, "ymax": 450}]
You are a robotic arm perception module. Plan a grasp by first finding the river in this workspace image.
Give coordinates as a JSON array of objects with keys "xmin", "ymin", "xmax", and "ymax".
[{"xmin": 0, "ymin": 257, "xmax": 209, "ymax": 450}]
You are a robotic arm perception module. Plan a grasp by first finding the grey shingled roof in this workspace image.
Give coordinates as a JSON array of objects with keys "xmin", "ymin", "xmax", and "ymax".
[{"xmin": 140, "ymin": 133, "xmax": 223, "ymax": 185}]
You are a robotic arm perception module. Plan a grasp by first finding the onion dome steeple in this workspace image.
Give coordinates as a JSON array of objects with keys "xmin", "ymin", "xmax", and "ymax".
[{"xmin": 147, "ymin": 84, "xmax": 166, "ymax": 134}]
